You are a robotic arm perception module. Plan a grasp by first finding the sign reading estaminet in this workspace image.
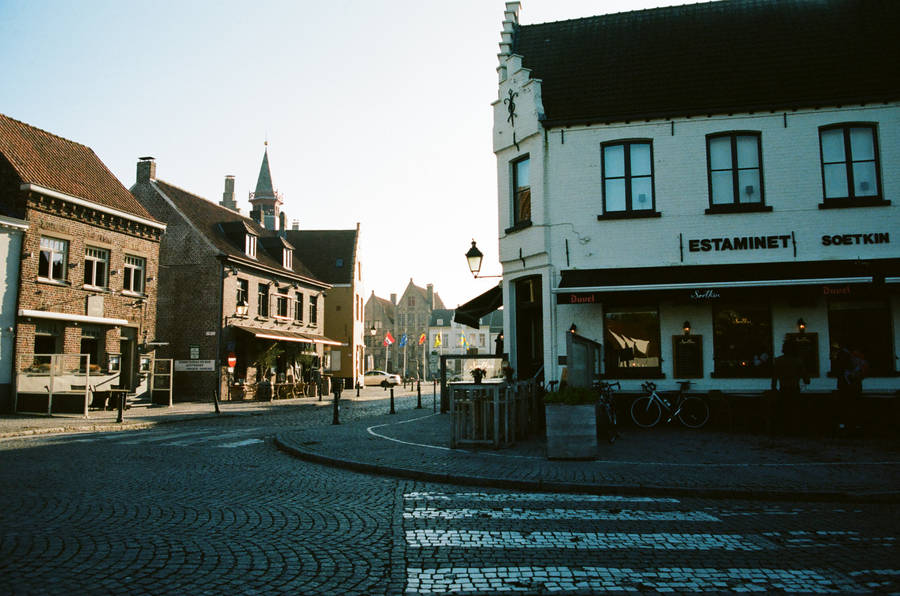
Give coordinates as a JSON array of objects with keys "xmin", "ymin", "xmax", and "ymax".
[{"xmin": 174, "ymin": 360, "xmax": 215, "ymax": 372}]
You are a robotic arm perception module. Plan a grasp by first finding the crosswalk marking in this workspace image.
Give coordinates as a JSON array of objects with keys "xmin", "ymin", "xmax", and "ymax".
[
  {"xmin": 404, "ymin": 507, "xmax": 720, "ymax": 522},
  {"xmin": 67, "ymin": 427, "xmax": 265, "ymax": 448},
  {"xmin": 406, "ymin": 530, "xmax": 769, "ymax": 550},
  {"xmin": 404, "ymin": 492, "xmax": 679, "ymax": 503},
  {"xmin": 217, "ymin": 438, "xmax": 264, "ymax": 448}
]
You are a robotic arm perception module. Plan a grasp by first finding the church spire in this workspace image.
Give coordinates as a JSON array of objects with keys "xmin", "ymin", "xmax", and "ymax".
[{"xmin": 249, "ymin": 141, "xmax": 283, "ymax": 230}]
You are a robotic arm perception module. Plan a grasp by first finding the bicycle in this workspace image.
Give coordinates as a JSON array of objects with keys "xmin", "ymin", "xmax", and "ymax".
[
  {"xmin": 630, "ymin": 380, "xmax": 709, "ymax": 428},
  {"xmin": 596, "ymin": 381, "xmax": 621, "ymax": 443}
]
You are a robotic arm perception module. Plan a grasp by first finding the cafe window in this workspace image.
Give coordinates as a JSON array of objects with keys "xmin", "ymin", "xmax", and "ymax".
[
  {"xmin": 34, "ymin": 321, "xmax": 61, "ymax": 354},
  {"xmin": 80, "ymin": 326, "xmax": 102, "ymax": 367},
  {"xmin": 39, "ymin": 236, "xmax": 68, "ymax": 282},
  {"xmin": 511, "ymin": 155, "xmax": 531, "ymax": 227},
  {"xmin": 294, "ymin": 293, "xmax": 304, "ymax": 322},
  {"xmin": 84, "ymin": 246, "xmax": 109, "ymax": 288},
  {"xmin": 819, "ymin": 124, "xmax": 882, "ymax": 205},
  {"xmin": 706, "ymin": 132, "xmax": 766, "ymax": 210},
  {"xmin": 827, "ymin": 299, "xmax": 892, "ymax": 376},
  {"xmin": 601, "ymin": 141, "xmax": 655, "ymax": 216},
  {"xmin": 123, "ymin": 255, "xmax": 145, "ymax": 294},
  {"xmin": 712, "ymin": 304, "xmax": 773, "ymax": 377},
  {"xmin": 257, "ymin": 283, "xmax": 269, "ymax": 317},
  {"xmin": 603, "ymin": 306, "xmax": 661, "ymax": 377},
  {"xmin": 275, "ymin": 292, "xmax": 290, "ymax": 319},
  {"xmin": 236, "ymin": 279, "xmax": 248, "ymax": 307}
]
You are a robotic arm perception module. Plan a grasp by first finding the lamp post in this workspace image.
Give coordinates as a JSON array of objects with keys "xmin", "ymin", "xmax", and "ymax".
[{"xmin": 465, "ymin": 240, "xmax": 501, "ymax": 279}]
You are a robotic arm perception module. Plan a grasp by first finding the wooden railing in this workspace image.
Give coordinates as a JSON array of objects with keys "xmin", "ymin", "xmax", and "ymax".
[{"xmin": 449, "ymin": 380, "xmax": 539, "ymax": 449}]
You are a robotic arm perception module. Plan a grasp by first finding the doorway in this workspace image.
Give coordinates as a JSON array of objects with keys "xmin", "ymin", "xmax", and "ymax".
[{"xmin": 514, "ymin": 276, "xmax": 543, "ymax": 381}]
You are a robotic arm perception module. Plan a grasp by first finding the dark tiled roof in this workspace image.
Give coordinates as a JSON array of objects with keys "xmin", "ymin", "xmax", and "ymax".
[
  {"xmin": 283, "ymin": 229, "xmax": 358, "ymax": 285},
  {"xmin": 430, "ymin": 309, "xmax": 454, "ymax": 326},
  {"xmin": 152, "ymin": 179, "xmax": 321, "ymax": 282},
  {"xmin": 514, "ymin": 0, "xmax": 900, "ymax": 125},
  {"xmin": 0, "ymin": 112, "xmax": 156, "ymax": 220}
]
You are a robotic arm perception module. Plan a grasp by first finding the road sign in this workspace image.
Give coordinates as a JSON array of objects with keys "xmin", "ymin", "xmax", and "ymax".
[{"xmin": 227, "ymin": 353, "xmax": 237, "ymax": 368}]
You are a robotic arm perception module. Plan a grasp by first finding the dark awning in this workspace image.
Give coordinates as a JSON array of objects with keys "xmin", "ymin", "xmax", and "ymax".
[
  {"xmin": 454, "ymin": 284, "xmax": 503, "ymax": 329},
  {"xmin": 555, "ymin": 259, "xmax": 900, "ymax": 303},
  {"xmin": 232, "ymin": 324, "xmax": 345, "ymax": 346}
]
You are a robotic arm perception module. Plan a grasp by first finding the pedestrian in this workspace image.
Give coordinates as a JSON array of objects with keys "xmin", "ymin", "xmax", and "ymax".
[
  {"xmin": 832, "ymin": 343, "xmax": 867, "ymax": 435},
  {"xmin": 770, "ymin": 339, "xmax": 808, "ymax": 435}
]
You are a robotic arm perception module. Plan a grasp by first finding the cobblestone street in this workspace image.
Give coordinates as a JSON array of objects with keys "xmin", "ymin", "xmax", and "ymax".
[{"xmin": 1, "ymin": 393, "xmax": 898, "ymax": 594}]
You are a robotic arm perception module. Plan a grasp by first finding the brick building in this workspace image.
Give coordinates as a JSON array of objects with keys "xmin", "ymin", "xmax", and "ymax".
[
  {"xmin": 130, "ymin": 156, "xmax": 338, "ymax": 401},
  {"xmin": 0, "ymin": 113, "xmax": 165, "ymax": 412},
  {"xmin": 364, "ymin": 291, "xmax": 395, "ymax": 373},
  {"xmin": 493, "ymin": 1, "xmax": 899, "ymax": 393}
]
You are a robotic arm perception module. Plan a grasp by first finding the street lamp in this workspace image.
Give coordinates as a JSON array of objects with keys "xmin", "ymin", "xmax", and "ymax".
[
  {"xmin": 465, "ymin": 240, "xmax": 501, "ymax": 278},
  {"xmin": 225, "ymin": 301, "xmax": 249, "ymax": 326}
]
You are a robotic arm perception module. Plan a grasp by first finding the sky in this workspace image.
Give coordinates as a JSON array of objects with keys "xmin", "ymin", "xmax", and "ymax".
[{"xmin": 0, "ymin": 0, "xmax": 688, "ymax": 308}]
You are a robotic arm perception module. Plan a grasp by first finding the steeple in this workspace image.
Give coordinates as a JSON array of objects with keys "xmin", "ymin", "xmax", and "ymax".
[{"xmin": 248, "ymin": 141, "xmax": 283, "ymax": 230}]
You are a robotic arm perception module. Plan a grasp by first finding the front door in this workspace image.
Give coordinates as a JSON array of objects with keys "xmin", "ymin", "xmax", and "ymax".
[{"xmin": 514, "ymin": 276, "xmax": 544, "ymax": 381}]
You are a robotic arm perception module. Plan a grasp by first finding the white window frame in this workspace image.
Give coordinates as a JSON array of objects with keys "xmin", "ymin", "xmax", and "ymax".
[
  {"xmin": 38, "ymin": 236, "xmax": 68, "ymax": 282},
  {"xmin": 275, "ymin": 291, "xmax": 291, "ymax": 320},
  {"xmin": 283, "ymin": 248, "xmax": 292, "ymax": 270},
  {"xmin": 122, "ymin": 255, "xmax": 145, "ymax": 295},
  {"xmin": 245, "ymin": 234, "xmax": 257, "ymax": 259},
  {"xmin": 84, "ymin": 246, "xmax": 109, "ymax": 289}
]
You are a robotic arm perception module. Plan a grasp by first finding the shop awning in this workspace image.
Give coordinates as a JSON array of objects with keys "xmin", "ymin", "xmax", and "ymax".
[
  {"xmin": 555, "ymin": 259, "xmax": 900, "ymax": 302},
  {"xmin": 231, "ymin": 324, "xmax": 345, "ymax": 346},
  {"xmin": 454, "ymin": 284, "xmax": 503, "ymax": 329}
]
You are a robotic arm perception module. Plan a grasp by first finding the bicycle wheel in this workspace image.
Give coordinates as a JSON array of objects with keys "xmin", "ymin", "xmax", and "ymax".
[
  {"xmin": 677, "ymin": 396, "xmax": 710, "ymax": 428},
  {"xmin": 630, "ymin": 396, "xmax": 662, "ymax": 428}
]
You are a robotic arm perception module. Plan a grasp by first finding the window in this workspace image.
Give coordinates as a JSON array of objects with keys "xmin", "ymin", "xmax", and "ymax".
[
  {"xmin": 34, "ymin": 321, "xmax": 61, "ymax": 354},
  {"xmin": 38, "ymin": 236, "xmax": 68, "ymax": 282},
  {"xmin": 80, "ymin": 326, "xmax": 102, "ymax": 367},
  {"xmin": 123, "ymin": 255, "xmax": 145, "ymax": 294},
  {"xmin": 707, "ymin": 132, "xmax": 767, "ymax": 211},
  {"xmin": 712, "ymin": 304, "xmax": 772, "ymax": 377},
  {"xmin": 294, "ymin": 293, "xmax": 304, "ymax": 322},
  {"xmin": 512, "ymin": 156, "xmax": 531, "ymax": 226},
  {"xmin": 245, "ymin": 234, "xmax": 257, "ymax": 258},
  {"xmin": 819, "ymin": 124, "xmax": 882, "ymax": 204},
  {"xmin": 309, "ymin": 295, "xmax": 318, "ymax": 325},
  {"xmin": 828, "ymin": 299, "xmax": 892, "ymax": 376},
  {"xmin": 283, "ymin": 249, "xmax": 292, "ymax": 270},
  {"xmin": 84, "ymin": 247, "xmax": 109, "ymax": 288},
  {"xmin": 236, "ymin": 279, "xmax": 248, "ymax": 307},
  {"xmin": 257, "ymin": 283, "xmax": 269, "ymax": 317},
  {"xmin": 408, "ymin": 296, "xmax": 415, "ymax": 307},
  {"xmin": 603, "ymin": 306, "xmax": 661, "ymax": 377},
  {"xmin": 601, "ymin": 141, "xmax": 655, "ymax": 215},
  {"xmin": 275, "ymin": 292, "xmax": 290, "ymax": 318}
]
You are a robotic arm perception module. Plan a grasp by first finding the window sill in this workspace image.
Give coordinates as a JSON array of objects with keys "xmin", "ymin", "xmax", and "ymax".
[
  {"xmin": 504, "ymin": 220, "xmax": 533, "ymax": 234},
  {"xmin": 83, "ymin": 284, "xmax": 110, "ymax": 293},
  {"xmin": 705, "ymin": 204, "xmax": 772, "ymax": 215},
  {"xmin": 121, "ymin": 290, "xmax": 145, "ymax": 298},
  {"xmin": 818, "ymin": 198, "xmax": 890, "ymax": 209},
  {"xmin": 37, "ymin": 277, "xmax": 70, "ymax": 287},
  {"xmin": 597, "ymin": 211, "xmax": 661, "ymax": 221}
]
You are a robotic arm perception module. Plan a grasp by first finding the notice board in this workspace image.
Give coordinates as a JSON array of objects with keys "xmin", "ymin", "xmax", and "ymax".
[{"xmin": 672, "ymin": 335, "xmax": 703, "ymax": 379}]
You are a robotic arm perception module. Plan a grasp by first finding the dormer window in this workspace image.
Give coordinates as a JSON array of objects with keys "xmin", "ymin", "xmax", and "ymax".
[
  {"xmin": 283, "ymin": 248, "xmax": 292, "ymax": 269},
  {"xmin": 245, "ymin": 234, "xmax": 257, "ymax": 258}
]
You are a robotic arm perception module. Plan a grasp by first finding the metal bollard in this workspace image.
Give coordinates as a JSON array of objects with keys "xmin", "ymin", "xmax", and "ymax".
[
  {"xmin": 116, "ymin": 391, "xmax": 125, "ymax": 423},
  {"xmin": 433, "ymin": 380, "xmax": 437, "ymax": 413},
  {"xmin": 416, "ymin": 380, "xmax": 422, "ymax": 409},
  {"xmin": 332, "ymin": 384, "xmax": 341, "ymax": 425},
  {"xmin": 213, "ymin": 390, "xmax": 221, "ymax": 414},
  {"xmin": 390, "ymin": 386, "xmax": 395, "ymax": 414},
  {"xmin": 356, "ymin": 382, "xmax": 360, "ymax": 397}
]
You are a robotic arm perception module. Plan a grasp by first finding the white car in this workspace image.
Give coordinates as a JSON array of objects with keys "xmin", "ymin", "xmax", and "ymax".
[{"xmin": 364, "ymin": 370, "xmax": 402, "ymax": 387}]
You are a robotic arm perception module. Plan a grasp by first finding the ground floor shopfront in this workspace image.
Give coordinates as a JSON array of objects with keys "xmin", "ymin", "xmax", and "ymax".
[{"xmin": 552, "ymin": 259, "xmax": 900, "ymax": 394}]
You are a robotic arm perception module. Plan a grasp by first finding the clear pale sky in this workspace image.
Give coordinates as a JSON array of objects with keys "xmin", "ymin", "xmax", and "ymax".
[{"xmin": 0, "ymin": 0, "xmax": 687, "ymax": 308}]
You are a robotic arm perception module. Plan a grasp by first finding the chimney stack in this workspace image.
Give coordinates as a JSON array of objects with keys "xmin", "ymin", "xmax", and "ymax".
[
  {"xmin": 220, "ymin": 175, "xmax": 238, "ymax": 211},
  {"xmin": 426, "ymin": 283, "xmax": 434, "ymax": 309},
  {"xmin": 136, "ymin": 157, "xmax": 156, "ymax": 183},
  {"xmin": 291, "ymin": 219, "xmax": 300, "ymax": 231},
  {"xmin": 390, "ymin": 293, "xmax": 397, "ymax": 305}
]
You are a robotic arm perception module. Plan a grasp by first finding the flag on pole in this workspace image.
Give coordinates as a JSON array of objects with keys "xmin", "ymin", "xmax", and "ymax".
[
  {"xmin": 418, "ymin": 333, "xmax": 426, "ymax": 345},
  {"xmin": 460, "ymin": 335, "xmax": 469, "ymax": 349},
  {"xmin": 434, "ymin": 334, "xmax": 442, "ymax": 348},
  {"xmin": 383, "ymin": 332, "xmax": 395, "ymax": 347},
  {"xmin": 399, "ymin": 334, "xmax": 408, "ymax": 347}
]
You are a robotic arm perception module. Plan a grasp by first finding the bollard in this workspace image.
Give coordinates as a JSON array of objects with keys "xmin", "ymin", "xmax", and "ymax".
[
  {"xmin": 356, "ymin": 382, "xmax": 360, "ymax": 397},
  {"xmin": 433, "ymin": 380, "xmax": 437, "ymax": 413},
  {"xmin": 116, "ymin": 391, "xmax": 125, "ymax": 423},
  {"xmin": 332, "ymin": 383, "xmax": 342, "ymax": 425},
  {"xmin": 416, "ymin": 380, "xmax": 422, "ymax": 409},
  {"xmin": 213, "ymin": 389, "xmax": 221, "ymax": 414},
  {"xmin": 390, "ymin": 386, "xmax": 395, "ymax": 414}
]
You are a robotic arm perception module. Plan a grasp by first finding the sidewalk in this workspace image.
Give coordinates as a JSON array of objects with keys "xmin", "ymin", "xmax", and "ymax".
[{"xmin": 3, "ymin": 389, "xmax": 898, "ymax": 502}]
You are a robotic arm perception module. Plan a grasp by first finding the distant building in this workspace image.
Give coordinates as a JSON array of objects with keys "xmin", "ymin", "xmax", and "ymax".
[
  {"xmin": 393, "ymin": 279, "xmax": 445, "ymax": 378},
  {"xmin": 428, "ymin": 309, "xmax": 503, "ymax": 381},
  {"xmin": 493, "ymin": 1, "xmax": 900, "ymax": 392},
  {"xmin": 0, "ymin": 113, "xmax": 165, "ymax": 413},
  {"xmin": 364, "ymin": 291, "xmax": 395, "ymax": 373}
]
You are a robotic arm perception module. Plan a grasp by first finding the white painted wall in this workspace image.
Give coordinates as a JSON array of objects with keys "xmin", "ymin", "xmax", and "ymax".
[{"xmin": 0, "ymin": 216, "xmax": 28, "ymax": 387}]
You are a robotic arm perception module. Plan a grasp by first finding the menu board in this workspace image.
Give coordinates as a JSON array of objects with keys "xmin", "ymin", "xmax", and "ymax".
[
  {"xmin": 784, "ymin": 332, "xmax": 819, "ymax": 378},
  {"xmin": 672, "ymin": 335, "xmax": 703, "ymax": 379}
]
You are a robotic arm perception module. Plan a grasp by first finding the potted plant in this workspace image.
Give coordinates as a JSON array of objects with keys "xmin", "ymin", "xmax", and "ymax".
[
  {"xmin": 544, "ymin": 385, "xmax": 600, "ymax": 459},
  {"xmin": 470, "ymin": 368, "xmax": 487, "ymax": 384}
]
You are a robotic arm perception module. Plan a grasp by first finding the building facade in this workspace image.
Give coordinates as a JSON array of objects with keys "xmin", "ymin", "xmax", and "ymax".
[
  {"xmin": 131, "ymin": 157, "xmax": 337, "ymax": 401},
  {"xmin": 0, "ymin": 214, "xmax": 28, "ymax": 410},
  {"xmin": 0, "ymin": 113, "xmax": 164, "ymax": 413},
  {"xmin": 493, "ymin": 1, "xmax": 900, "ymax": 393},
  {"xmin": 428, "ymin": 309, "xmax": 503, "ymax": 381},
  {"xmin": 364, "ymin": 291, "xmax": 396, "ymax": 373}
]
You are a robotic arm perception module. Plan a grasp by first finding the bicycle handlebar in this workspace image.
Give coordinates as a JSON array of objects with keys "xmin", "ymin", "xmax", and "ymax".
[{"xmin": 641, "ymin": 381, "xmax": 657, "ymax": 393}]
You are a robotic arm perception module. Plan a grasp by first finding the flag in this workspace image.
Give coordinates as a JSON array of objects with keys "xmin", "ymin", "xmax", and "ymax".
[
  {"xmin": 434, "ymin": 334, "xmax": 442, "ymax": 348},
  {"xmin": 418, "ymin": 333, "xmax": 426, "ymax": 345},
  {"xmin": 460, "ymin": 335, "xmax": 469, "ymax": 349},
  {"xmin": 399, "ymin": 334, "xmax": 408, "ymax": 347},
  {"xmin": 383, "ymin": 332, "xmax": 395, "ymax": 347}
]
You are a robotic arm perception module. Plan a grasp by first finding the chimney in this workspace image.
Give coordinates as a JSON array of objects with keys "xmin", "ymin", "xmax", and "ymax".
[
  {"xmin": 291, "ymin": 219, "xmax": 300, "ymax": 231},
  {"xmin": 390, "ymin": 293, "xmax": 397, "ymax": 305},
  {"xmin": 426, "ymin": 283, "xmax": 434, "ymax": 309},
  {"xmin": 136, "ymin": 157, "xmax": 156, "ymax": 183},
  {"xmin": 220, "ymin": 175, "xmax": 237, "ymax": 211},
  {"xmin": 278, "ymin": 212, "xmax": 286, "ymax": 235}
]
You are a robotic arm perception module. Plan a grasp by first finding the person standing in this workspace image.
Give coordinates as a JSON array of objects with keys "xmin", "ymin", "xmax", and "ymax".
[
  {"xmin": 770, "ymin": 340, "xmax": 808, "ymax": 435},
  {"xmin": 833, "ymin": 344, "xmax": 866, "ymax": 434}
]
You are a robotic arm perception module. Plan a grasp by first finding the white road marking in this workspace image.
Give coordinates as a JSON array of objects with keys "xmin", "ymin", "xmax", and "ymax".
[
  {"xmin": 406, "ymin": 530, "xmax": 768, "ymax": 550},
  {"xmin": 406, "ymin": 566, "xmax": 877, "ymax": 593},
  {"xmin": 404, "ymin": 507, "xmax": 720, "ymax": 522},
  {"xmin": 217, "ymin": 438, "xmax": 264, "ymax": 448},
  {"xmin": 404, "ymin": 492, "xmax": 679, "ymax": 503}
]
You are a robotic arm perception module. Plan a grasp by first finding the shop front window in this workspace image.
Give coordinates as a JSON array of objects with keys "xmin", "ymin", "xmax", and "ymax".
[
  {"xmin": 713, "ymin": 304, "xmax": 772, "ymax": 377},
  {"xmin": 603, "ymin": 306, "xmax": 661, "ymax": 377},
  {"xmin": 827, "ymin": 299, "xmax": 892, "ymax": 376}
]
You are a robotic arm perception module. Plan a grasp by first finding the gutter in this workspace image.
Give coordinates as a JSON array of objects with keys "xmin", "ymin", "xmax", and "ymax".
[{"xmin": 20, "ymin": 183, "xmax": 166, "ymax": 231}]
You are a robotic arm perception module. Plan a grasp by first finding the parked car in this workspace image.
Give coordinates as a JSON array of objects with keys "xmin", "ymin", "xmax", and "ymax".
[{"xmin": 364, "ymin": 370, "xmax": 402, "ymax": 387}]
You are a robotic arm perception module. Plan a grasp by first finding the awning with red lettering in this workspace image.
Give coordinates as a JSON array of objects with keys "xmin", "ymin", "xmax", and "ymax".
[
  {"xmin": 231, "ymin": 324, "xmax": 345, "ymax": 346},
  {"xmin": 554, "ymin": 259, "xmax": 900, "ymax": 303}
]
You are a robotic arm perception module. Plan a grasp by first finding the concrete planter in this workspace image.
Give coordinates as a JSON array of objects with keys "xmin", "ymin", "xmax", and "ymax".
[{"xmin": 545, "ymin": 403, "xmax": 598, "ymax": 460}]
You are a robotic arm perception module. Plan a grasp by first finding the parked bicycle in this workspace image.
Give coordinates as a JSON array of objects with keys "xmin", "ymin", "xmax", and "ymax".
[
  {"xmin": 630, "ymin": 380, "xmax": 709, "ymax": 428},
  {"xmin": 596, "ymin": 381, "xmax": 620, "ymax": 443}
]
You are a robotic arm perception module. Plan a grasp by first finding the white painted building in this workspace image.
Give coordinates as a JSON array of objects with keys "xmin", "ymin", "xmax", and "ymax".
[
  {"xmin": 0, "ymin": 214, "xmax": 28, "ymax": 410},
  {"xmin": 492, "ymin": 1, "xmax": 899, "ymax": 393}
]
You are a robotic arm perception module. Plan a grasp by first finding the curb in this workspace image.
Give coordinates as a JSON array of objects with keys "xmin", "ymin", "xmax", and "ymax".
[{"xmin": 274, "ymin": 434, "xmax": 900, "ymax": 504}]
